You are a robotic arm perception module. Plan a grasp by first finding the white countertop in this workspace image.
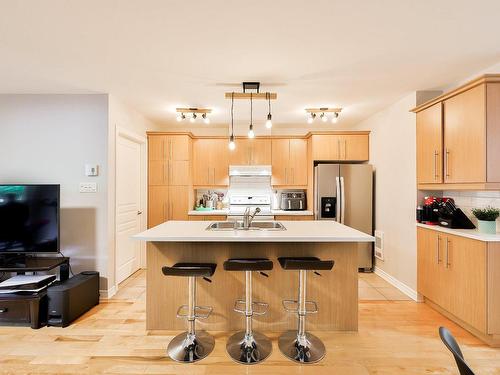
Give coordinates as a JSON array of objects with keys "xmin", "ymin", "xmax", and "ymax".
[
  {"xmin": 417, "ymin": 223, "xmax": 500, "ymax": 242},
  {"xmin": 134, "ymin": 220, "xmax": 374, "ymax": 243},
  {"xmin": 188, "ymin": 209, "xmax": 314, "ymax": 216}
]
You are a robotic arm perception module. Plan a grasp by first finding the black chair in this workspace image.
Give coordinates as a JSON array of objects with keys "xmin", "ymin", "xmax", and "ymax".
[
  {"xmin": 277, "ymin": 256, "xmax": 334, "ymax": 364},
  {"xmin": 161, "ymin": 262, "xmax": 217, "ymax": 363},
  {"xmin": 223, "ymin": 258, "xmax": 273, "ymax": 364},
  {"xmin": 439, "ymin": 326, "xmax": 476, "ymax": 375}
]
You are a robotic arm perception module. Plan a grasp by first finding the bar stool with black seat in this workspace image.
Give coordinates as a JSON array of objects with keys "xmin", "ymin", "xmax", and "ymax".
[
  {"xmin": 278, "ymin": 256, "xmax": 334, "ymax": 364},
  {"xmin": 161, "ymin": 262, "xmax": 217, "ymax": 363},
  {"xmin": 223, "ymin": 258, "xmax": 273, "ymax": 364}
]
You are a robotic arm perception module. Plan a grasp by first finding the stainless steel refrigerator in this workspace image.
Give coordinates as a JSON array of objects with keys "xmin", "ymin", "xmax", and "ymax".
[{"xmin": 314, "ymin": 164, "xmax": 373, "ymax": 270}]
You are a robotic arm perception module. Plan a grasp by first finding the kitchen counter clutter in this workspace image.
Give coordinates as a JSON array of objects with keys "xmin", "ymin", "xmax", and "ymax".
[
  {"xmin": 187, "ymin": 209, "xmax": 314, "ymax": 216},
  {"xmin": 135, "ymin": 220, "xmax": 374, "ymax": 332},
  {"xmin": 135, "ymin": 220, "xmax": 373, "ymax": 242},
  {"xmin": 416, "ymin": 223, "xmax": 500, "ymax": 242}
]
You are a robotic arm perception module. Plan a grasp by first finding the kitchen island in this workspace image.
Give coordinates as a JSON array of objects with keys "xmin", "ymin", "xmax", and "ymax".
[{"xmin": 135, "ymin": 220, "xmax": 374, "ymax": 331}]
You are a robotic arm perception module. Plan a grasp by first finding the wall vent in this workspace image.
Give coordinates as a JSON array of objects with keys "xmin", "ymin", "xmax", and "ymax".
[{"xmin": 374, "ymin": 230, "xmax": 384, "ymax": 261}]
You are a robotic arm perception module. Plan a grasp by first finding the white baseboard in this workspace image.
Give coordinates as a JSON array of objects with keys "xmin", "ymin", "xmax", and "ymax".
[
  {"xmin": 99, "ymin": 285, "xmax": 116, "ymax": 299},
  {"xmin": 373, "ymin": 266, "xmax": 420, "ymax": 302}
]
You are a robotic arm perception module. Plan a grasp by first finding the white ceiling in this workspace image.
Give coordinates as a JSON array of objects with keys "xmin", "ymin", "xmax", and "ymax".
[{"xmin": 1, "ymin": 0, "xmax": 500, "ymax": 132}]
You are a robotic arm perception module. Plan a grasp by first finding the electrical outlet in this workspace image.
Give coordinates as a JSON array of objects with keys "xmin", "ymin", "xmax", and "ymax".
[{"xmin": 79, "ymin": 182, "xmax": 97, "ymax": 193}]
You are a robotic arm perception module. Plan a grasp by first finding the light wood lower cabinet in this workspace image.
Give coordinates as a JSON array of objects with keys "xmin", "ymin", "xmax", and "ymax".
[
  {"xmin": 188, "ymin": 215, "xmax": 227, "ymax": 221},
  {"xmin": 417, "ymin": 227, "xmax": 500, "ymax": 345},
  {"xmin": 274, "ymin": 215, "xmax": 314, "ymax": 221}
]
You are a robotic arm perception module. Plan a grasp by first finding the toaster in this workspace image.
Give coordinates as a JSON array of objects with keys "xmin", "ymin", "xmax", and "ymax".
[{"xmin": 280, "ymin": 191, "xmax": 306, "ymax": 211}]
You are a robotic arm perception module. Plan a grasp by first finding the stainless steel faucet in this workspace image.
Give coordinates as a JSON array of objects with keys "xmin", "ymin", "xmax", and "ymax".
[{"xmin": 243, "ymin": 207, "xmax": 261, "ymax": 229}]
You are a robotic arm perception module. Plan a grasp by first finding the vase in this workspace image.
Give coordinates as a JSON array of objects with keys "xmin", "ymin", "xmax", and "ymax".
[{"xmin": 477, "ymin": 220, "xmax": 497, "ymax": 234}]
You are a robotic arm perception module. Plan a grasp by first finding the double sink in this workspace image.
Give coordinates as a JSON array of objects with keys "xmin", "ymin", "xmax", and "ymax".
[{"xmin": 206, "ymin": 221, "xmax": 286, "ymax": 231}]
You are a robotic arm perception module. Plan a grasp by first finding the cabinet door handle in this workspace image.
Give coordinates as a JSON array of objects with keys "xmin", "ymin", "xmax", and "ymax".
[
  {"xmin": 207, "ymin": 168, "xmax": 210, "ymax": 184},
  {"xmin": 337, "ymin": 139, "xmax": 341, "ymax": 159},
  {"xmin": 170, "ymin": 139, "xmax": 173, "ymax": 160},
  {"xmin": 291, "ymin": 168, "xmax": 294, "ymax": 184},
  {"xmin": 213, "ymin": 168, "xmax": 216, "ymax": 184},
  {"xmin": 445, "ymin": 149, "xmax": 450, "ymax": 178},
  {"xmin": 168, "ymin": 161, "xmax": 172, "ymax": 184},
  {"xmin": 434, "ymin": 150, "xmax": 439, "ymax": 180},
  {"xmin": 445, "ymin": 238, "xmax": 451, "ymax": 268},
  {"xmin": 171, "ymin": 202, "xmax": 173, "ymax": 220},
  {"xmin": 436, "ymin": 236, "xmax": 441, "ymax": 264},
  {"xmin": 285, "ymin": 168, "xmax": 288, "ymax": 184},
  {"xmin": 344, "ymin": 139, "xmax": 347, "ymax": 160}
]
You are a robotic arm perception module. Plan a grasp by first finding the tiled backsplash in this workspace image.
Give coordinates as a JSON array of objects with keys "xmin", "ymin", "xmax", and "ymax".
[{"xmin": 444, "ymin": 190, "xmax": 500, "ymax": 230}]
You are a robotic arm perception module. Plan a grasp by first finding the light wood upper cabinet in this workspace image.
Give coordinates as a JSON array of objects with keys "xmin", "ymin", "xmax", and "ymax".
[
  {"xmin": 193, "ymin": 138, "xmax": 229, "ymax": 186},
  {"xmin": 413, "ymin": 76, "xmax": 500, "ymax": 189},
  {"xmin": 289, "ymin": 139, "xmax": 307, "ymax": 185},
  {"xmin": 311, "ymin": 134, "xmax": 369, "ymax": 161},
  {"xmin": 311, "ymin": 134, "xmax": 341, "ymax": 160},
  {"xmin": 271, "ymin": 139, "xmax": 289, "ymax": 185},
  {"xmin": 443, "ymin": 85, "xmax": 486, "ymax": 183},
  {"xmin": 229, "ymin": 138, "xmax": 271, "ymax": 165},
  {"xmin": 271, "ymin": 138, "xmax": 307, "ymax": 186},
  {"xmin": 416, "ymin": 103, "xmax": 443, "ymax": 184},
  {"xmin": 169, "ymin": 135, "xmax": 191, "ymax": 161}
]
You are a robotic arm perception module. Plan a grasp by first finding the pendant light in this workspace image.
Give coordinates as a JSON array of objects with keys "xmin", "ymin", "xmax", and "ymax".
[
  {"xmin": 331, "ymin": 112, "xmax": 339, "ymax": 124},
  {"xmin": 228, "ymin": 92, "xmax": 236, "ymax": 150},
  {"xmin": 202, "ymin": 113, "xmax": 210, "ymax": 124},
  {"xmin": 265, "ymin": 92, "xmax": 273, "ymax": 129},
  {"xmin": 248, "ymin": 93, "xmax": 255, "ymax": 138}
]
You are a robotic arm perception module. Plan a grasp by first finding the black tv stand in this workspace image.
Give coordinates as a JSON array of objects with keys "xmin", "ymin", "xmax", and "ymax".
[{"xmin": 0, "ymin": 255, "xmax": 70, "ymax": 281}]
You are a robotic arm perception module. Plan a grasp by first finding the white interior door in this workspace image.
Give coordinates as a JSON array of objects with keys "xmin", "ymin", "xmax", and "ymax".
[{"xmin": 116, "ymin": 132, "xmax": 143, "ymax": 284}]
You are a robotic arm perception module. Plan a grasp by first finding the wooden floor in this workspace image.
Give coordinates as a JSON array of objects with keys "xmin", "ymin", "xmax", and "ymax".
[{"xmin": 0, "ymin": 270, "xmax": 499, "ymax": 374}]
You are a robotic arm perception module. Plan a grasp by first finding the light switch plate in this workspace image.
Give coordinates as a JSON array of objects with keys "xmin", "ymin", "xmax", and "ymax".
[
  {"xmin": 79, "ymin": 182, "xmax": 97, "ymax": 193},
  {"xmin": 85, "ymin": 164, "xmax": 99, "ymax": 176}
]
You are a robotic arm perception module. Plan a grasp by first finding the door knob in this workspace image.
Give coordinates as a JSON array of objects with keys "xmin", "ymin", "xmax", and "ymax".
[{"xmin": 137, "ymin": 211, "xmax": 143, "ymax": 215}]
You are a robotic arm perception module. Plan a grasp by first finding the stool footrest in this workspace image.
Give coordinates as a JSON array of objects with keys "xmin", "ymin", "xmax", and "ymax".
[
  {"xmin": 233, "ymin": 299, "xmax": 269, "ymax": 316},
  {"xmin": 176, "ymin": 305, "xmax": 213, "ymax": 319},
  {"xmin": 282, "ymin": 299, "xmax": 318, "ymax": 314}
]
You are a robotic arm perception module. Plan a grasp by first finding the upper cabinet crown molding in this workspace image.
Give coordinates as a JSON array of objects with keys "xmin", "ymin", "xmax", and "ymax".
[{"xmin": 410, "ymin": 74, "xmax": 500, "ymax": 113}]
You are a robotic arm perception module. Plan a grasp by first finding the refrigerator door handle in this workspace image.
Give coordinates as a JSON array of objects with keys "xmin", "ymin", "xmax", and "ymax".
[
  {"xmin": 340, "ymin": 176, "xmax": 345, "ymax": 224},
  {"xmin": 335, "ymin": 176, "xmax": 341, "ymax": 222}
]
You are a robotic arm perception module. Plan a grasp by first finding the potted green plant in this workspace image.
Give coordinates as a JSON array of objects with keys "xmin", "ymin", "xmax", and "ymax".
[{"xmin": 471, "ymin": 206, "xmax": 499, "ymax": 234}]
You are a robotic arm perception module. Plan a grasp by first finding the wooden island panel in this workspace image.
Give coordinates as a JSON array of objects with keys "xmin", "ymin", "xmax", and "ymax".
[{"xmin": 146, "ymin": 241, "xmax": 358, "ymax": 332}]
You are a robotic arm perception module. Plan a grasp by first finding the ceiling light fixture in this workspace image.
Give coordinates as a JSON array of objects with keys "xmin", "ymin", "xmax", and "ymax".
[
  {"xmin": 228, "ymin": 93, "xmax": 236, "ymax": 150},
  {"xmin": 202, "ymin": 113, "xmax": 210, "ymax": 124},
  {"xmin": 305, "ymin": 108, "xmax": 342, "ymax": 124},
  {"xmin": 175, "ymin": 108, "xmax": 211, "ymax": 123},
  {"xmin": 248, "ymin": 93, "xmax": 255, "ymax": 138},
  {"xmin": 265, "ymin": 92, "xmax": 273, "ymax": 129}
]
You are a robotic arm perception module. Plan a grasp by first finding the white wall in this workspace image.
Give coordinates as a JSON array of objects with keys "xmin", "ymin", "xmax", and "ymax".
[
  {"xmin": 106, "ymin": 96, "xmax": 159, "ymax": 292},
  {"xmin": 0, "ymin": 94, "xmax": 111, "ymax": 289},
  {"xmin": 352, "ymin": 93, "xmax": 418, "ymax": 292}
]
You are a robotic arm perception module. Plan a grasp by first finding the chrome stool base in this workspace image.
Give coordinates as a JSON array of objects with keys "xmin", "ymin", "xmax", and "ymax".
[
  {"xmin": 167, "ymin": 330, "xmax": 215, "ymax": 363},
  {"xmin": 278, "ymin": 330, "xmax": 326, "ymax": 364},
  {"xmin": 226, "ymin": 331, "xmax": 272, "ymax": 364}
]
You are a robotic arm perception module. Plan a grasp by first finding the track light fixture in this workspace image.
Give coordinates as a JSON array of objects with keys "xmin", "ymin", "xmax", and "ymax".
[
  {"xmin": 228, "ymin": 93, "xmax": 236, "ymax": 150},
  {"xmin": 202, "ymin": 113, "xmax": 210, "ymax": 124},
  {"xmin": 331, "ymin": 112, "xmax": 339, "ymax": 124},
  {"xmin": 265, "ymin": 92, "xmax": 273, "ymax": 129},
  {"xmin": 175, "ymin": 108, "xmax": 211, "ymax": 124},
  {"xmin": 305, "ymin": 108, "xmax": 342, "ymax": 124}
]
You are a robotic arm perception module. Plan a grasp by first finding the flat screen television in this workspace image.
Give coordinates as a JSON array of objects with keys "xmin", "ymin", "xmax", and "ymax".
[{"xmin": 0, "ymin": 184, "xmax": 60, "ymax": 254}]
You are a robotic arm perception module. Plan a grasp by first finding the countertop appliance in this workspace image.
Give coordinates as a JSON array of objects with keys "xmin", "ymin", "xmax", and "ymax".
[
  {"xmin": 280, "ymin": 191, "xmax": 306, "ymax": 211},
  {"xmin": 228, "ymin": 195, "xmax": 273, "ymax": 221},
  {"xmin": 314, "ymin": 164, "xmax": 373, "ymax": 270}
]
